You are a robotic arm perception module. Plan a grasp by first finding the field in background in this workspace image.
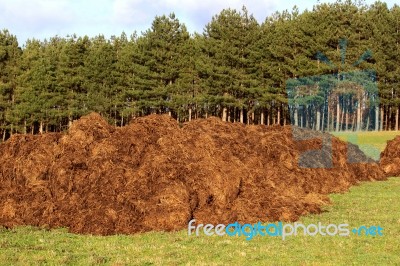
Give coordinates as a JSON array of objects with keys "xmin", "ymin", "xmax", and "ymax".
[
  {"xmin": 0, "ymin": 131, "xmax": 399, "ymax": 265},
  {"xmin": 333, "ymin": 131, "xmax": 400, "ymax": 160}
]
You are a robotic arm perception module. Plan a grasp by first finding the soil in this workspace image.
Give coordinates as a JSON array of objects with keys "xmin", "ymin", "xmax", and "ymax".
[
  {"xmin": 0, "ymin": 113, "xmax": 385, "ymax": 235},
  {"xmin": 380, "ymin": 136, "xmax": 400, "ymax": 176}
]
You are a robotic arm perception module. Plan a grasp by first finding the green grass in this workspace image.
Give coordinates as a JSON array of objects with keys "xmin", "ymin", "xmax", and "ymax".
[
  {"xmin": 0, "ymin": 131, "xmax": 399, "ymax": 265},
  {"xmin": 1, "ymin": 178, "xmax": 399, "ymax": 265}
]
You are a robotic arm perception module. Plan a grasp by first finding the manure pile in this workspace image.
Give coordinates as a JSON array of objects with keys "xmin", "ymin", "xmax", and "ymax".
[
  {"xmin": 0, "ymin": 113, "xmax": 385, "ymax": 235},
  {"xmin": 380, "ymin": 136, "xmax": 400, "ymax": 176}
]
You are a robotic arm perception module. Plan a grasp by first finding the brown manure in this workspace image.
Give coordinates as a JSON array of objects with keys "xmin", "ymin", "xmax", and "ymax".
[
  {"xmin": 0, "ymin": 113, "xmax": 385, "ymax": 235},
  {"xmin": 380, "ymin": 136, "xmax": 400, "ymax": 177}
]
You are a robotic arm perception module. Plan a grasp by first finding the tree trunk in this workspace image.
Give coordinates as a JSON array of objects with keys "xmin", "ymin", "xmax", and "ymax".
[
  {"xmin": 300, "ymin": 111, "xmax": 303, "ymax": 128},
  {"xmin": 114, "ymin": 104, "xmax": 117, "ymax": 127},
  {"xmin": 340, "ymin": 105, "xmax": 345, "ymax": 131},
  {"xmin": 327, "ymin": 105, "xmax": 330, "ymax": 131},
  {"xmin": 305, "ymin": 106, "xmax": 309, "ymax": 128},
  {"xmin": 375, "ymin": 104, "xmax": 379, "ymax": 131},
  {"xmin": 68, "ymin": 115, "xmax": 73, "ymax": 128},
  {"xmin": 357, "ymin": 99, "xmax": 361, "ymax": 131},
  {"xmin": 396, "ymin": 107, "xmax": 399, "ymax": 131},
  {"xmin": 277, "ymin": 107, "xmax": 280, "ymax": 125},
  {"xmin": 260, "ymin": 111, "xmax": 264, "ymax": 125},
  {"xmin": 240, "ymin": 108, "xmax": 244, "ymax": 123},
  {"xmin": 189, "ymin": 107, "xmax": 192, "ymax": 122},
  {"xmin": 336, "ymin": 97, "xmax": 340, "ymax": 132},
  {"xmin": 380, "ymin": 106, "xmax": 384, "ymax": 131},
  {"xmin": 316, "ymin": 109, "xmax": 321, "ymax": 131},
  {"xmin": 385, "ymin": 106, "xmax": 389, "ymax": 131},
  {"xmin": 222, "ymin": 107, "xmax": 227, "ymax": 122},
  {"xmin": 39, "ymin": 120, "xmax": 44, "ymax": 135}
]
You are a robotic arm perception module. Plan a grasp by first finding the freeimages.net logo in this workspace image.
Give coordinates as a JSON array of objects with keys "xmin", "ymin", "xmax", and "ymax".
[
  {"xmin": 188, "ymin": 219, "xmax": 383, "ymax": 241},
  {"xmin": 187, "ymin": 41, "xmax": 385, "ymax": 242},
  {"xmin": 286, "ymin": 39, "xmax": 380, "ymax": 168}
]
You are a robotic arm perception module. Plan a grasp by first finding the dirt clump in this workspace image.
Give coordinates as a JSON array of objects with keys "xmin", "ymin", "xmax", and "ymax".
[
  {"xmin": 380, "ymin": 136, "xmax": 400, "ymax": 176},
  {"xmin": 0, "ymin": 113, "xmax": 385, "ymax": 235}
]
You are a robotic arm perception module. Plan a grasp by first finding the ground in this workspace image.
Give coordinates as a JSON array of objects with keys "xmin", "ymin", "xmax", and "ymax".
[
  {"xmin": 334, "ymin": 131, "xmax": 400, "ymax": 161},
  {"xmin": 0, "ymin": 131, "xmax": 399, "ymax": 265}
]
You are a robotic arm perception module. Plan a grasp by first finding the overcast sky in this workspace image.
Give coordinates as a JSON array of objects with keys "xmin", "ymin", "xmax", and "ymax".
[{"xmin": 0, "ymin": 0, "xmax": 397, "ymax": 45}]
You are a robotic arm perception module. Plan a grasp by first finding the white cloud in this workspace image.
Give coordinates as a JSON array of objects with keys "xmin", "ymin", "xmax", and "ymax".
[
  {"xmin": 0, "ymin": 0, "xmax": 74, "ymax": 30},
  {"xmin": 0, "ymin": 0, "xmax": 117, "ymax": 43},
  {"xmin": 111, "ymin": 0, "xmax": 279, "ymax": 34},
  {"xmin": 160, "ymin": 0, "xmax": 277, "ymax": 16},
  {"xmin": 112, "ymin": 0, "xmax": 149, "ymax": 25},
  {"xmin": 2, "ymin": 0, "xmax": 398, "ymax": 45},
  {"xmin": 0, "ymin": 0, "xmax": 76, "ymax": 43}
]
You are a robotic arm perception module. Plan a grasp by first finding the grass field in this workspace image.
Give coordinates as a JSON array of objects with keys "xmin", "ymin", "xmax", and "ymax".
[
  {"xmin": 333, "ymin": 131, "xmax": 400, "ymax": 161},
  {"xmin": 0, "ymin": 131, "xmax": 399, "ymax": 265}
]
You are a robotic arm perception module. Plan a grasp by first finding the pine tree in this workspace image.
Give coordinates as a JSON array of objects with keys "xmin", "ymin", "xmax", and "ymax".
[
  {"xmin": 113, "ymin": 32, "xmax": 137, "ymax": 125},
  {"xmin": 57, "ymin": 35, "xmax": 89, "ymax": 127},
  {"xmin": 134, "ymin": 13, "xmax": 191, "ymax": 120},
  {"xmin": 202, "ymin": 6, "xmax": 260, "ymax": 123},
  {"xmin": 0, "ymin": 30, "xmax": 21, "ymax": 138},
  {"xmin": 391, "ymin": 4, "xmax": 400, "ymax": 131},
  {"xmin": 83, "ymin": 35, "xmax": 117, "ymax": 123}
]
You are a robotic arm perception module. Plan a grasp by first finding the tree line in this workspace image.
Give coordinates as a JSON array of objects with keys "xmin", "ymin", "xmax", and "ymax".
[{"xmin": 0, "ymin": 0, "xmax": 399, "ymax": 139}]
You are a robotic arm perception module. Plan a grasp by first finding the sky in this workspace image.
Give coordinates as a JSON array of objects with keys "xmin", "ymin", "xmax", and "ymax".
[{"xmin": 0, "ymin": 0, "xmax": 398, "ymax": 45}]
